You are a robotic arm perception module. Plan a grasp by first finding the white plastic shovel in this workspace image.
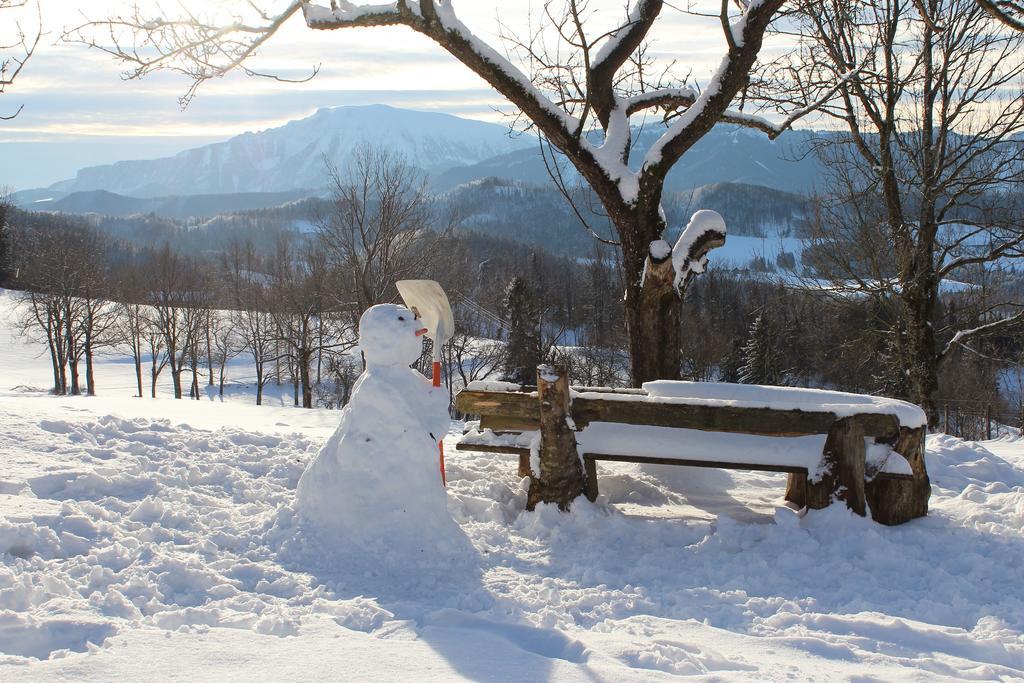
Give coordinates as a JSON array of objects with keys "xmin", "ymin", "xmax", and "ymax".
[{"xmin": 397, "ymin": 280, "xmax": 455, "ymax": 486}]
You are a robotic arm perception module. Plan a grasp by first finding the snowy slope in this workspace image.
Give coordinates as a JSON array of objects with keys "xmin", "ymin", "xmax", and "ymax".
[
  {"xmin": 47, "ymin": 106, "xmax": 530, "ymax": 198},
  {"xmin": 1, "ymin": 291, "xmax": 1023, "ymax": 679}
]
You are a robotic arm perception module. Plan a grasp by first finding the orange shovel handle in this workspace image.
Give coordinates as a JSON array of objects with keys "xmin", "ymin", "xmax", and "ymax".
[{"xmin": 433, "ymin": 360, "xmax": 447, "ymax": 487}]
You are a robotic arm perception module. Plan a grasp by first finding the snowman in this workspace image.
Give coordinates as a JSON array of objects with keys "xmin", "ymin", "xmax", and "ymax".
[{"xmin": 295, "ymin": 303, "xmax": 464, "ymax": 558}]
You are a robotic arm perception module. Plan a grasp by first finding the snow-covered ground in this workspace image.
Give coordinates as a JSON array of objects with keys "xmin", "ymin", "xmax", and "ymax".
[{"xmin": 1, "ymin": 290, "xmax": 1023, "ymax": 680}]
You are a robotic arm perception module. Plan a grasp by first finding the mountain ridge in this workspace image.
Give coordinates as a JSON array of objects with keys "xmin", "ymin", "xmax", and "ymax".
[{"xmin": 33, "ymin": 105, "xmax": 826, "ymax": 199}]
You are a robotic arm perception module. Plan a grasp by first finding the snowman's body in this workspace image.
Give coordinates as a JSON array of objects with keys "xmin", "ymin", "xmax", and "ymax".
[{"xmin": 295, "ymin": 304, "xmax": 461, "ymax": 556}]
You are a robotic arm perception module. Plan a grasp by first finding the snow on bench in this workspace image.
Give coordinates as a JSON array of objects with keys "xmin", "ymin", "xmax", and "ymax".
[{"xmin": 457, "ymin": 372, "xmax": 930, "ymax": 525}]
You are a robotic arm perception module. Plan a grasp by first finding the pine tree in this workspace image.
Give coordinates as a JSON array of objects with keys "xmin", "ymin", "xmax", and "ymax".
[
  {"xmin": 739, "ymin": 313, "xmax": 784, "ymax": 385},
  {"xmin": 501, "ymin": 276, "xmax": 541, "ymax": 384}
]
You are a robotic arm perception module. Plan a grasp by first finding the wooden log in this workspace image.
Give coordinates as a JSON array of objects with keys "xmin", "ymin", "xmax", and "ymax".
[
  {"xmin": 865, "ymin": 426, "xmax": 929, "ymax": 525},
  {"xmin": 457, "ymin": 387, "xmax": 901, "ymax": 438},
  {"xmin": 452, "ymin": 440, "xmax": 532, "ymax": 477},
  {"xmin": 453, "ymin": 442, "xmax": 529, "ymax": 456},
  {"xmin": 583, "ymin": 453, "xmax": 807, "ymax": 474},
  {"xmin": 583, "ymin": 457, "xmax": 599, "ymax": 502},
  {"xmin": 455, "ymin": 390, "xmax": 538, "ymax": 420},
  {"xmin": 526, "ymin": 365, "xmax": 587, "ymax": 511},
  {"xmin": 479, "ymin": 415, "xmax": 541, "ymax": 432},
  {"xmin": 571, "ymin": 397, "xmax": 900, "ymax": 438},
  {"xmin": 518, "ymin": 453, "xmax": 532, "ymax": 478},
  {"xmin": 803, "ymin": 417, "xmax": 866, "ymax": 516}
]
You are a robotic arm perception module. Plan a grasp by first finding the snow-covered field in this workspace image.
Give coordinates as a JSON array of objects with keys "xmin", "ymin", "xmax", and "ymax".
[{"xmin": 1, "ymin": 290, "xmax": 1023, "ymax": 680}]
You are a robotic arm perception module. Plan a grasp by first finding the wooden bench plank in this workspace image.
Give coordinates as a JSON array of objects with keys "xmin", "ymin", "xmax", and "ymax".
[
  {"xmin": 581, "ymin": 452, "xmax": 809, "ymax": 474},
  {"xmin": 458, "ymin": 389, "xmax": 901, "ymax": 439},
  {"xmin": 573, "ymin": 397, "xmax": 900, "ymax": 437},
  {"xmin": 456, "ymin": 390, "xmax": 538, "ymax": 420}
]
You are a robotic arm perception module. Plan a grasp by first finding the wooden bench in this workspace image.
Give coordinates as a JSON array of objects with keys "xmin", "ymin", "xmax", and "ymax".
[{"xmin": 455, "ymin": 369, "xmax": 930, "ymax": 525}]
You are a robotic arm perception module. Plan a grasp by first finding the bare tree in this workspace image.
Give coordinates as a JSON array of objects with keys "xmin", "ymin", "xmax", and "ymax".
[
  {"xmin": 64, "ymin": 0, "xmax": 836, "ymax": 385},
  {"xmin": 1, "ymin": 0, "xmax": 39, "ymax": 119},
  {"xmin": 147, "ymin": 245, "xmax": 207, "ymax": 399},
  {"xmin": 790, "ymin": 0, "xmax": 1024, "ymax": 418},
  {"xmin": 267, "ymin": 233, "xmax": 344, "ymax": 408},
  {"xmin": 208, "ymin": 309, "xmax": 239, "ymax": 398},
  {"xmin": 316, "ymin": 146, "xmax": 451, "ymax": 324}
]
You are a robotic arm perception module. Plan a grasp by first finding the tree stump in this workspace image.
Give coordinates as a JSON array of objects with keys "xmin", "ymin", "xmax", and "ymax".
[
  {"xmin": 526, "ymin": 364, "xmax": 587, "ymax": 511},
  {"xmin": 786, "ymin": 417, "xmax": 866, "ymax": 516},
  {"xmin": 865, "ymin": 426, "xmax": 929, "ymax": 525}
]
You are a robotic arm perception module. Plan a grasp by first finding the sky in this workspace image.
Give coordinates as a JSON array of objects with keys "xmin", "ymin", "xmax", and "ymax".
[{"xmin": 0, "ymin": 1, "xmax": 773, "ymax": 190}]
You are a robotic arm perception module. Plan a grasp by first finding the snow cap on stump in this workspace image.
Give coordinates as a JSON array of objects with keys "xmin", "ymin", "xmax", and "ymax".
[
  {"xmin": 671, "ymin": 209, "xmax": 727, "ymax": 291},
  {"xmin": 359, "ymin": 303, "xmax": 424, "ymax": 366}
]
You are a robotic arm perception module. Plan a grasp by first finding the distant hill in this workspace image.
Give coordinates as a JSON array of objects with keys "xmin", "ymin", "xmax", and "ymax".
[
  {"xmin": 16, "ymin": 189, "xmax": 315, "ymax": 219},
  {"xmin": 445, "ymin": 177, "xmax": 810, "ymax": 254},
  {"xmin": 433, "ymin": 125, "xmax": 828, "ymax": 195}
]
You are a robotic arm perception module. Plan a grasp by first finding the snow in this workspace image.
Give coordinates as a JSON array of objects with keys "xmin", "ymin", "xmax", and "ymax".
[
  {"xmin": 642, "ymin": 380, "xmax": 928, "ymax": 429},
  {"xmin": 1, "ymin": 290, "xmax": 1024, "ymax": 679},
  {"xmin": 303, "ymin": 2, "xmax": 408, "ymax": 25},
  {"xmin": 648, "ymin": 239, "xmax": 672, "ymax": 260},
  {"xmin": 671, "ymin": 209, "xmax": 727, "ymax": 290},
  {"xmin": 465, "ymin": 380, "xmax": 523, "ymax": 392},
  {"xmin": 576, "ymin": 423, "xmax": 914, "ymax": 476}
]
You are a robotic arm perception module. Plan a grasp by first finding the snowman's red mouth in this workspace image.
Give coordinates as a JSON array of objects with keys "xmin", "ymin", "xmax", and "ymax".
[{"xmin": 415, "ymin": 328, "xmax": 429, "ymax": 337}]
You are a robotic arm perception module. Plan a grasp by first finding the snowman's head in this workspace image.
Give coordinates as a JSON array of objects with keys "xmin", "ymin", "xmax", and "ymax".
[{"xmin": 358, "ymin": 303, "xmax": 427, "ymax": 367}]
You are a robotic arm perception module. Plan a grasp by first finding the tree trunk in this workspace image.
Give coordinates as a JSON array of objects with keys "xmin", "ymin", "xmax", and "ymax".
[
  {"xmin": 85, "ymin": 343, "xmax": 95, "ymax": 396},
  {"xmin": 84, "ymin": 323, "xmax": 95, "ymax": 396},
  {"xmin": 255, "ymin": 362, "xmax": 264, "ymax": 406},
  {"xmin": 526, "ymin": 364, "xmax": 587, "ymax": 511},
  {"xmin": 300, "ymin": 351, "xmax": 312, "ymax": 409},
  {"xmin": 69, "ymin": 354, "xmax": 81, "ymax": 396},
  {"xmin": 171, "ymin": 368, "xmax": 182, "ymax": 399},
  {"xmin": 134, "ymin": 346, "xmax": 143, "ymax": 398},
  {"xmin": 622, "ymin": 224, "xmax": 682, "ymax": 386},
  {"xmin": 206, "ymin": 324, "xmax": 215, "ymax": 386},
  {"xmin": 190, "ymin": 353, "xmax": 200, "ymax": 400},
  {"xmin": 46, "ymin": 329, "xmax": 62, "ymax": 395},
  {"xmin": 902, "ymin": 279, "xmax": 940, "ymax": 425}
]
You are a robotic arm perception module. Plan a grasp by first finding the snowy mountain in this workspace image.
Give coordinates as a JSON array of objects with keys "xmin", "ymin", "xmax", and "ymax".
[
  {"xmin": 46, "ymin": 105, "xmax": 532, "ymax": 198},
  {"xmin": 39, "ymin": 106, "xmax": 827, "ymax": 200}
]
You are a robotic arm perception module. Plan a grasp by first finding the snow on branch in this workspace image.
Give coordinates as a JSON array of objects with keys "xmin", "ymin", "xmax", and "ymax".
[
  {"xmin": 303, "ymin": 1, "xmax": 580, "ymax": 143},
  {"xmin": 669, "ymin": 210, "xmax": 727, "ymax": 292},
  {"xmin": 637, "ymin": 0, "xmax": 785, "ymax": 186},
  {"xmin": 301, "ymin": 1, "xmax": 411, "ymax": 26},
  {"xmin": 942, "ymin": 309, "xmax": 1024, "ymax": 358},
  {"xmin": 976, "ymin": 0, "xmax": 1024, "ymax": 30},
  {"xmin": 590, "ymin": 0, "xmax": 661, "ymax": 72}
]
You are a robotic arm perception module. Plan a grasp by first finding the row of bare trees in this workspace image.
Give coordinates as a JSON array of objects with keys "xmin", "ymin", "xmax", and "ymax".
[{"xmin": 9, "ymin": 148, "xmax": 472, "ymax": 407}]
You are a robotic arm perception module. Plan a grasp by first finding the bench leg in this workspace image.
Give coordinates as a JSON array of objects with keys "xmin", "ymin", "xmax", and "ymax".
[
  {"xmin": 785, "ymin": 472, "xmax": 807, "ymax": 508},
  {"xmin": 807, "ymin": 417, "xmax": 867, "ymax": 515},
  {"xmin": 584, "ymin": 457, "xmax": 599, "ymax": 502},
  {"xmin": 518, "ymin": 453, "xmax": 531, "ymax": 478}
]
